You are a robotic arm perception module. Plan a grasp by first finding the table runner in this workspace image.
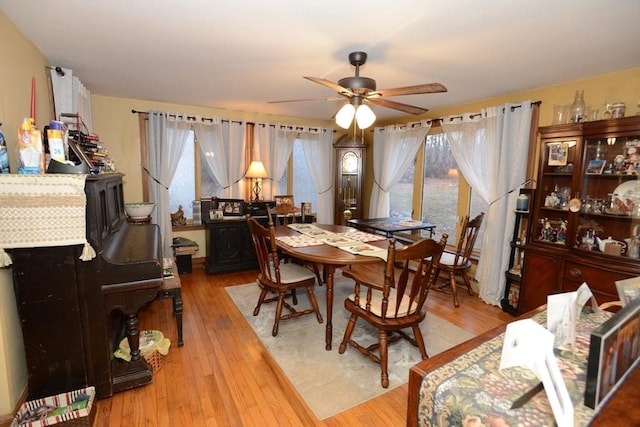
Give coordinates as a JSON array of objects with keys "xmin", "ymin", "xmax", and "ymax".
[
  {"xmin": 417, "ymin": 310, "xmax": 612, "ymax": 426},
  {"xmin": 0, "ymin": 174, "xmax": 96, "ymax": 267}
]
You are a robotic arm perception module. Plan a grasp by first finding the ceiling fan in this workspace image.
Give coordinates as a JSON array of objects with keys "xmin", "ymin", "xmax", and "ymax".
[{"xmin": 270, "ymin": 51, "xmax": 447, "ymax": 128}]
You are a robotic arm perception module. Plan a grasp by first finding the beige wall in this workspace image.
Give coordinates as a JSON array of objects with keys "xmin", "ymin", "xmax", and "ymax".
[
  {"xmin": 0, "ymin": 10, "xmax": 54, "ymax": 419},
  {"xmin": 1, "ymin": 6, "xmax": 639, "ymax": 421}
]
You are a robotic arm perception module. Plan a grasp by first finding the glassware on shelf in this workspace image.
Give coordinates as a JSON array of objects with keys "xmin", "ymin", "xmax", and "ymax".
[{"xmin": 570, "ymin": 90, "xmax": 586, "ymax": 123}]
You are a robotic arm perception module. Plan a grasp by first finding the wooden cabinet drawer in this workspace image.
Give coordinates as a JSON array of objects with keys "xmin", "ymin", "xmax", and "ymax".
[{"xmin": 562, "ymin": 260, "xmax": 629, "ymax": 299}]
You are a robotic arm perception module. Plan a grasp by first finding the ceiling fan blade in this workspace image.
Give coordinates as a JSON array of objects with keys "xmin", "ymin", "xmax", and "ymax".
[
  {"xmin": 268, "ymin": 96, "xmax": 343, "ymax": 104},
  {"xmin": 366, "ymin": 98, "xmax": 428, "ymax": 115},
  {"xmin": 304, "ymin": 76, "xmax": 354, "ymax": 97},
  {"xmin": 373, "ymin": 83, "xmax": 447, "ymax": 97}
]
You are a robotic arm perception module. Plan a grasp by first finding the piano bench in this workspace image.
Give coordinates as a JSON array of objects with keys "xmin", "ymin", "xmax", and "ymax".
[{"xmin": 158, "ymin": 264, "xmax": 184, "ymax": 347}]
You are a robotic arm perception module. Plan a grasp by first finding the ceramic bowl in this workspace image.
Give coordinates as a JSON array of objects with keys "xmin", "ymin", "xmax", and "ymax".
[{"xmin": 125, "ymin": 202, "xmax": 156, "ymax": 219}]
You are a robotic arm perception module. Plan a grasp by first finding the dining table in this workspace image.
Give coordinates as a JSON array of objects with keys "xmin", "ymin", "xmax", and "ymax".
[{"xmin": 273, "ymin": 223, "xmax": 393, "ymax": 350}]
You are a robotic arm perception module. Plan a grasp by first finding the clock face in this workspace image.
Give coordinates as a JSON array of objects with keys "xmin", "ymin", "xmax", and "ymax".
[{"xmin": 342, "ymin": 151, "xmax": 358, "ymax": 173}]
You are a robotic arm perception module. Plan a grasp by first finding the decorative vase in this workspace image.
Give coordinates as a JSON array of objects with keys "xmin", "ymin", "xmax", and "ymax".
[{"xmin": 570, "ymin": 90, "xmax": 586, "ymax": 123}]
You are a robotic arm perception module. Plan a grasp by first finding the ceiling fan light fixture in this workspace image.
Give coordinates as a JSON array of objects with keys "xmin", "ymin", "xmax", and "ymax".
[
  {"xmin": 355, "ymin": 104, "xmax": 376, "ymax": 129},
  {"xmin": 336, "ymin": 103, "xmax": 356, "ymax": 129}
]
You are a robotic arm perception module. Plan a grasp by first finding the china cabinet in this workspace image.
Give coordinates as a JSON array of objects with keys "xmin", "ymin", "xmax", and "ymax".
[
  {"xmin": 501, "ymin": 189, "xmax": 533, "ymax": 315},
  {"xmin": 334, "ymin": 134, "xmax": 366, "ymax": 225},
  {"xmin": 519, "ymin": 116, "xmax": 640, "ymax": 314}
]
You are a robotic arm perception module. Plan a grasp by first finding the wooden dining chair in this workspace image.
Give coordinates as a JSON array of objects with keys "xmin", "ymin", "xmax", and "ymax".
[
  {"xmin": 268, "ymin": 202, "xmax": 323, "ymax": 284},
  {"xmin": 434, "ymin": 212, "xmax": 485, "ymax": 308},
  {"xmin": 339, "ymin": 234, "xmax": 447, "ymax": 388},
  {"xmin": 268, "ymin": 200, "xmax": 301, "ymax": 225},
  {"xmin": 246, "ymin": 217, "xmax": 323, "ymax": 336}
]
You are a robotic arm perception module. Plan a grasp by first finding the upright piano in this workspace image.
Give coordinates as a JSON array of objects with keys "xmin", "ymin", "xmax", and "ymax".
[{"xmin": 11, "ymin": 173, "xmax": 163, "ymax": 400}]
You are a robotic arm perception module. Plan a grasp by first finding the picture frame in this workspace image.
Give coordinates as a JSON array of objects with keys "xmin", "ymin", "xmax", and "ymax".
[
  {"xmin": 615, "ymin": 276, "xmax": 640, "ymax": 306},
  {"xmin": 585, "ymin": 159, "xmax": 606, "ymax": 175},
  {"xmin": 548, "ymin": 142, "xmax": 569, "ymax": 166},
  {"xmin": 216, "ymin": 198, "xmax": 245, "ymax": 216},
  {"xmin": 584, "ymin": 297, "xmax": 640, "ymax": 409},
  {"xmin": 274, "ymin": 195, "xmax": 294, "ymax": 207}
]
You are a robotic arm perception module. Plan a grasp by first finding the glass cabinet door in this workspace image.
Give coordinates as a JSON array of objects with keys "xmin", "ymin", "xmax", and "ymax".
[
  {"xmin": 576, "ymin": 133, "xmax": 640, "ymax": 259},
  {"xmin": 532, "ymin": 138, "xmax": 579, "ymax": 248}
]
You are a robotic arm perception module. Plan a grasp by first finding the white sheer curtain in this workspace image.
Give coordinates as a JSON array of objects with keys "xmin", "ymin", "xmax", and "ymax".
[
  {"xmin": 298, "ymin": 128, "xmax": 334, "ymax": 224},
  {"xmin": 369, "ymin": 121, "xmax": 432, "ymax": 217},
  {"xmin": 442, "ymin": 100, "xmax": 534, "ymax": 306},
  {"xmin": 253, "ymin": 123, "xmax": 333, "ymax": 222},
  {"xmin": 253, "ymin": 124, "xmax": 296, "ymax": 199},
  {"xmin": 147, "ymin": 111, "xmax": 192, "ymax": 258},
  {"xmin": 193, "ymin": 119, "xmax": 248, "ymax": 198}
]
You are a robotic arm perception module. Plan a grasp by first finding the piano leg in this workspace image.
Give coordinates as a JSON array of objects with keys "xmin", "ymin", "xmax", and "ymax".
[
  {"xmin": 125, "ymin": 314, "xmax": 142, "ymax": 361},
  {"xmin": 103, "ymin": 283, "xmax": 161, "ymax": 393}
]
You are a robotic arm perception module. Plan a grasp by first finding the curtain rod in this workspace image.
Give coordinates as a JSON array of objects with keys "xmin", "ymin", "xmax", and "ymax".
[
  {"xmin": 131, "ymin": 109, "xmax": 333, "ymax": 133},
  {"xmin": 370, "ymin": 100, "xmax": 542, "ymax": 131},
  {"xmin": 442, "ymin": 100, "xmax": 542, "ymax": 122}
]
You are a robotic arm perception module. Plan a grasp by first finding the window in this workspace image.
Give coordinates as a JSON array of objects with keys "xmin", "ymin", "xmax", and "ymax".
[
  {"xmin": 292, "ymin": 139, "xmax": 317, "ymax": 210},
  {"xmin": 388, "ymin": 130, "xmax": 486, "ymax": 249},
  {"xmin": 422, "ymin": 132, "xmax": 459, "ymax": 241},
  {"xmin": 168, "ymin": 131, "xmax": 196, "ymax": 218}
]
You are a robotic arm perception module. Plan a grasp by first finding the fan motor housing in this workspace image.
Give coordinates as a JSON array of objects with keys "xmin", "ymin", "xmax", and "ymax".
[{"xmin": 338, "ymin": 76, "xmax": 376, "ymax": 94}]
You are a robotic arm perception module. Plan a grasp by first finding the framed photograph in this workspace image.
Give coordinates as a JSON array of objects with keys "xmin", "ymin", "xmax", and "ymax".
[
  {"xmin": 275, "ymin": 195, "xmax": 294, "ymax": 206},
  {"xmin": 585, "ymin": 159, "xmax": 606, "ymax": 175},
  {"xmin": 615, "ymin": 276, "xmax": 640, "ymax": 306},
  {"xmin": 584, "ymin": 297, "xmax": 640, "ymax": 409},
  {"xmin": 548, "ymin": 142, "xmax": 568, "ymax": 166},
  {"xmin": 217, "ymin": 198, "xmax": 245, "ymax": 216}
]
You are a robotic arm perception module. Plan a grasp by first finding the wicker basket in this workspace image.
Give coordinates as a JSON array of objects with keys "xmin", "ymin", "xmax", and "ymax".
[
  {"xmin": 113, "ymin": 330, "xmax": 171, "ymax": 371},
  {"xmin": 11, "ymin": 387, "xmax": 95, "ymax": 427},
  {"xmin": 144, "ymin": 349, "xmax": 165, "ymax": 372}
]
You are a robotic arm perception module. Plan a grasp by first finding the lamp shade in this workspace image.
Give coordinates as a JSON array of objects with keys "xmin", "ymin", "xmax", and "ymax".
[
  {"xmin": 355, "ymin": 104, "xmax": 376, "ymax": 129},
  {"xmin": 335, "ymin": 103, "xmax": 356, "ymax": 129},
  {"xmin": 246, "ymin": 161, "xmax": 268, "ymax": 178}
]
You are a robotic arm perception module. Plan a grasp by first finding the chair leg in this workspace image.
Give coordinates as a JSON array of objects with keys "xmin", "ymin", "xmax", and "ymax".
[
  {"xmin": 412, "ymin": 325, "xmax": 428, "ymax": 359},
  {"xmin": 253, "ymin": 287, "xmax": 268, "ymax": 316},
  {"xmin": 305, "ymin": 286, "xmax": 324, "ymax": 324},
  {"xmin": 312, "ymin": 263, "xmax": 323, "ymax": 286},
  {"xmin": 272, "ymin": 293, "xmax": 286, "ymax": 336},
  {"xmin": 339, "ymin": 313, "xmax": 358, "ymax": 354},
  {"xmin": 379, "ymin": 329, "xmax": 389, "ymax": 388},
  {"xmin": 432, "ymin": 267, "xmax": 441, "ymax": 289},
  {"xmin": 462, "ymin": 272, "xmax": 474, "ymax": 295},
  {"xmin": 449, "ymin": 272, "xmax": 460, "ymax": 308}
]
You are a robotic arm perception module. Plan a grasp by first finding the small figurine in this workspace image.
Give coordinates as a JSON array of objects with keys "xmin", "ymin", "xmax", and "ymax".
[
  {"xmin": 557, "ymin": 221, "xmax": 567, "ymax": 243},
  {"xmin": 171, "ymin": 205, "xmax": 187, "ymax": 226}
]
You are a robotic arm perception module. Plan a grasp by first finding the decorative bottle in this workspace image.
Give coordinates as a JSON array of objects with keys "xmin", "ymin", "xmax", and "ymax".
[{"xmin": 570, "ymin": 90, "xmax": 586, "ymax": 123}]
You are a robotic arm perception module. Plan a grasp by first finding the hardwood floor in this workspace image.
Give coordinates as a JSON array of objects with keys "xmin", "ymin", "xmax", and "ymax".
[{"xmin": 93, "ymin": 261, "xmax": 513, "ymax": 427}]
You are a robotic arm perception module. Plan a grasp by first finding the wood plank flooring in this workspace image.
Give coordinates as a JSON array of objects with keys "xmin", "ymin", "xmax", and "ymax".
[{"xmin": 92, "ymin": 262, "xmax": 513, "ymax": 427}]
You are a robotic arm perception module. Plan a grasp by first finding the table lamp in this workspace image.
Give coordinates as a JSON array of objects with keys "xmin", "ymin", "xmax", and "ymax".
[{"xmin": 246, "ymin": 161, "xmax": 268, "ymax": 201}]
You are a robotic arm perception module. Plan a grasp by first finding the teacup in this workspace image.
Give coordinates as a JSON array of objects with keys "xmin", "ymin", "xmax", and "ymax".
[{"xmin": 602, "ymin": 102, "xmax": 625, "ymax": 119}]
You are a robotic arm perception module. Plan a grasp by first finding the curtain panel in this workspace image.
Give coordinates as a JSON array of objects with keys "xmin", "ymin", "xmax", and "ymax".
[
  {"xmin": 193, "ymin": 119, "xmax": 248, "ymax": 198},
  {"xmin": 369, "ymin": 121, "xmax": 432, "ymax": 218},
  {"xmin": 147, "ymin": 111, "xmax": 192, "ymax": 258},
  {"xmin": 442, "ymin": 101, "xmax": 535, "ymax": 306}
]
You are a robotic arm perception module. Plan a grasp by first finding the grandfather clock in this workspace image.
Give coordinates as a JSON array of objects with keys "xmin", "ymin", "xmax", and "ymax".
[{"xmin": 334, "ymin": 134, "xmax": 366, "ymax": 225}]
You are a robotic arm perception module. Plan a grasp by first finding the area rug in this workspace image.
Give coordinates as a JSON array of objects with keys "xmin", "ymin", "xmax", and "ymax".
[{"xmin": 225, "ymin": 272, "xmax": 475, "ymax": 420}]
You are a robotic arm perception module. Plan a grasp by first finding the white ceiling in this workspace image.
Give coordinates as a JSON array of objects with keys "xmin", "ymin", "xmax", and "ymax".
[{"xmin": 2, "ymin": 0, "xmax": 639, "ymax": 123}]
